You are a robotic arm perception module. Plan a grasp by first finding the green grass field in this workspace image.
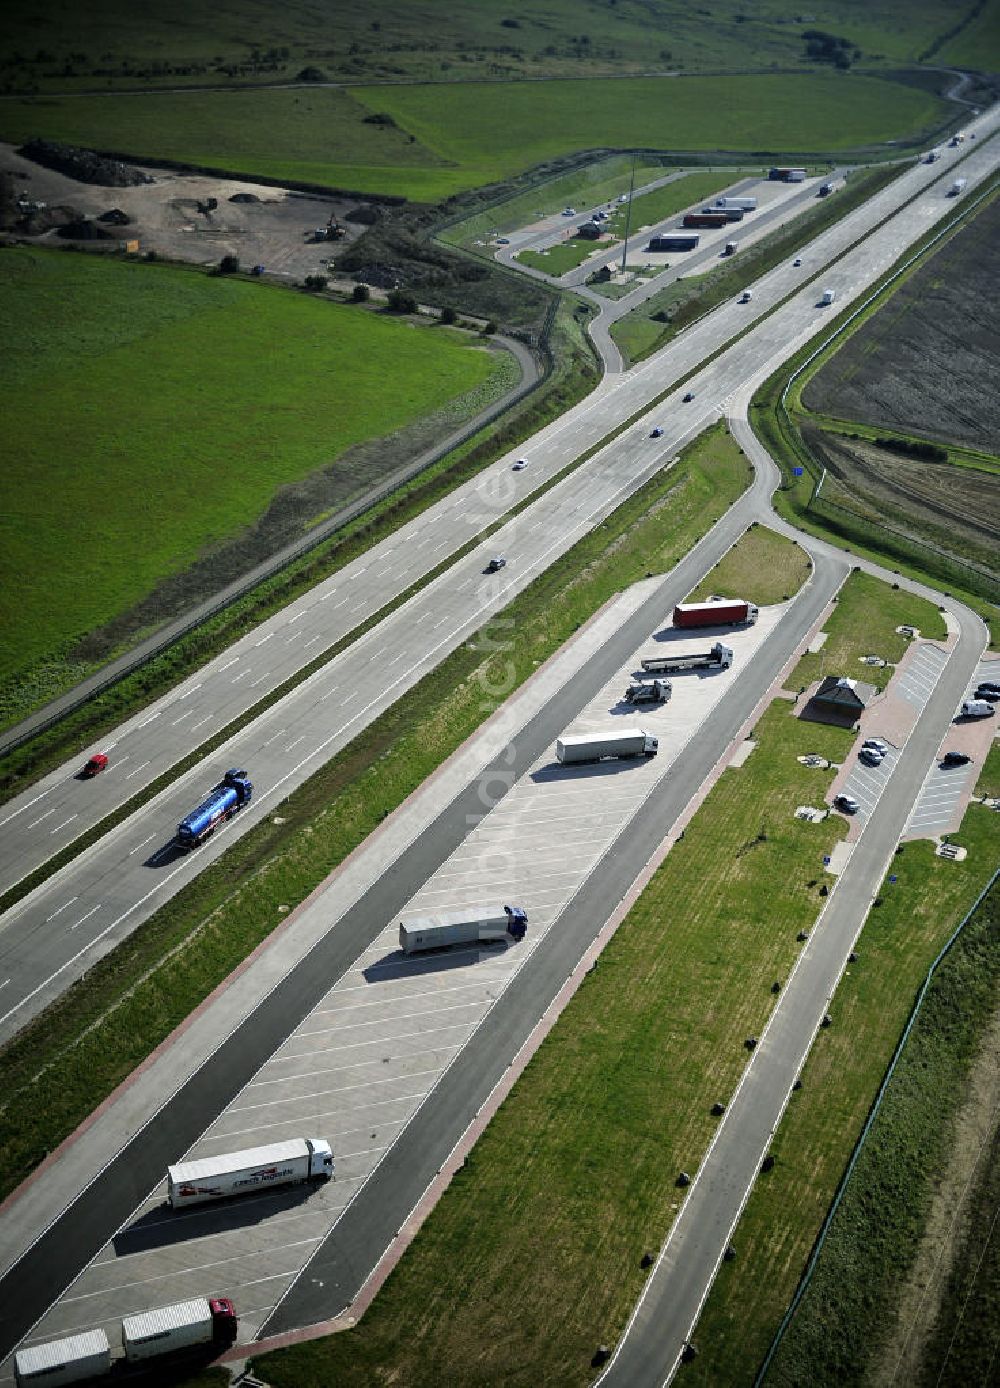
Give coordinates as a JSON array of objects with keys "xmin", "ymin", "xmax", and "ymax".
[
  {"xmin": 686, "ymin": 524, "xmax": 812, "ymax": 606},
  {"xmin": 0, "ymin": 70, "xmax": 950, "ymax": 201},
  {"xmin": 791, "ymin": 570, "xmax": 946, "ymax": 692},
  {"xmin": 4, "ymin": 1, "xmax": 995, "ymax": 95},
  {"xmin": 517, "ymin": 236, "xmax": 606, "ymax": 276},
  {"xmin": 0, "ymin": 248, "xmax": 504, "ymax": 687}
]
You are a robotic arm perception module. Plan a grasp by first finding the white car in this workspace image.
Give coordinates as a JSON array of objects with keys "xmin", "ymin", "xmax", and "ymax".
[
  {"xmin": 512, "ymin": 459, "xmax": 529, "ymax": 471},
  {"xmin": 562, "ymin": 207, "xmax": 576, "ymax": 217},
  {"xmin": 862, "ymin": 738, "xmax": 889, "ymax": 756},
  {"xmin": 835, "ymin": 794, "xmax": 860, "ymax": 814},
  {"xmin": 859, "ymin": 748, "xmax": 884, "ymax": 767}
]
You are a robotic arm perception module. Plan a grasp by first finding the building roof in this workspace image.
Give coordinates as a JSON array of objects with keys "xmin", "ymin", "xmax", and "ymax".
[{"xmin": 814, "ymin": 675, "xmax": 877, "ymax": 709}]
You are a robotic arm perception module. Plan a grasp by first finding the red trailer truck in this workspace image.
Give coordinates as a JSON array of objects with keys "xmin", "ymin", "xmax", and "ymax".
[{"xmin": 673, "ymin": 599, "xmax": 758, "ymax": 629}]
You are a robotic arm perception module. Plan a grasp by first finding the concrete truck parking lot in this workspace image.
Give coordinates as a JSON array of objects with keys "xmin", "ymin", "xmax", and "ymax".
[{"xmin": 6, "ymin": 597, "xmax": 787, "ymax": 1359}]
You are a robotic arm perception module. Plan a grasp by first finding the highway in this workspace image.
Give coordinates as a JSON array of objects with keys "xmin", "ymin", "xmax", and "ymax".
[
  {"xmin": 0, "ymin": 109, "xmax": 997, "ymax": 1383},
  {"xmin": 1, "ymin": 116, "xmax": 997, "ymax": 1044}
]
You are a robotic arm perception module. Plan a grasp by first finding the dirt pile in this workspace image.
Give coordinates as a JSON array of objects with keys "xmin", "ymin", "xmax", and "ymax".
[{"xmin": 18, "ymin": 139, "xmax": 154, "ymax": 188}]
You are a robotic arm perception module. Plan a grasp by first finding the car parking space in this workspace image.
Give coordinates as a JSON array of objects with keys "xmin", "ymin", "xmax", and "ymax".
[
  {"xmin": 835, "ymin": 742, "xmax": 900, "ymax": 825},
  {"xmin": 895, "ymin": 644, "xmax": 949, "ymax": 709},
  {"xmin": 16, "ymin": 602, "xmax": 788, "ymax": 1353},
  {"xmin": 906, "ymin": 759, "xmax": 977, "ymax": 839}
]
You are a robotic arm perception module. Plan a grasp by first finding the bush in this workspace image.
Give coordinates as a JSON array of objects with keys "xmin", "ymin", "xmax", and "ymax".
[
  {"xmin": 482, "ymin": 320, "xmax": 498, "ymax": 336},
  {"xmin": 440, "ymin": 305, "xmax": 457, "ymax": 324},
  {"xmin": 386, "ymin": 288, "xmax": 418, "ymax": 314},
  {"xmin": 303, "ymin": 275, "xmax": 328, "ymax": 292},
  {"xmin": 218, "ymin": 253, "xmax": 239, "ymax": 275},
  {"xmin": 351, "ymin": 283, "xmax": 371, "ymax": 302}
]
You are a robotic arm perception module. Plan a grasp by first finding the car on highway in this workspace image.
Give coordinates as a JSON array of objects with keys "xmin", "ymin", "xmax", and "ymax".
[
  {"xmin": 650, "ymin": 426, "xmax": 664, "ymax": 438},
  {"xmin": 485, "ymin": 555, "xmax": 507, "ymax": 573},
  {"xmin": 738, "ymin": 290, "xmax": 753, "ymax": 303},
  {"xmin": 792, "ymin": 257, "xmax": 802, "ymax": 267},
  {"xmin": 682, "ymin": 391, "xmax": 695, "ymax": 402},
  {"xmin": 862, "ymin": 737, "xmax": 889, "ymax": 756},
  {"xmin": 834, "ymin": 793, "xmax": 860, "ymax": 814},
  {"xmin": 512, "ymin": 459, "xmax": 529, "ymax": 471},
  {"xmin": 81, "ymin": 753, "xmax": 109, "ymax": 778},
  {"xmin": 941, "ymin": 750, "xmax": 971, "ymax": 766}
]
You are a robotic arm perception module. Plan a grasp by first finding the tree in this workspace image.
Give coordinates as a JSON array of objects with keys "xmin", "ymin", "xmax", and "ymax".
[
  {"xmin": 440, "ymin": 305, "xmax": 457, "ymax": 324},
  {"xmin": 219, "ymin": 253, "xmax": 239, "ymax": 275},
  {"xmin": 352, "ymin": 282, "xmax": 371, "ymax": 302},
  {"xmin": 387, "ymin": 288, "xmax": 417, "ymax": 313},
  {"xmin": 482, "ymin": 320, "xmax": 498, "ymax": 336},
  {"xmin": 303, "ymin": 274, "xmax": 328, "ymax": 291}
]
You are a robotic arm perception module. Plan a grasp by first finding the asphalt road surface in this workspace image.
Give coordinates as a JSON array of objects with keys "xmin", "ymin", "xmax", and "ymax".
[{"xmin": 1, "ymin": 118, "xmax": 996, "ymax": 1044}]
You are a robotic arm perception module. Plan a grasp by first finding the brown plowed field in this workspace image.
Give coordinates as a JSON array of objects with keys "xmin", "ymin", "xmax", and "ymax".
[{"xmin": 803, "ymin": 195, "xmax": 1000, "ymax": 454}]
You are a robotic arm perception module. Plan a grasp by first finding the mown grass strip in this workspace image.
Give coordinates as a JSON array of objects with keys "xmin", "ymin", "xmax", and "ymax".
[
  {"xmin": 682, "ymin": 815, "xmax": 999, "ymax": 1386},
  {"xmin": 0, "ymin": 425, "xmax": 751, "ymax": 1203},
  {"xmin": 684, "ymin": 523, "xmax": 812, "ymax": 607}
]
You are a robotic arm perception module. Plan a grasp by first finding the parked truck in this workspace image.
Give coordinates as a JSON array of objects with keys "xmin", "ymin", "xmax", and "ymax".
[
  {"xmin": 715, "ymin": 195, "xmax": 757, "ymax": 211},
  {"xmin": 948, "ymin": 177, "xmax": 967, "ymax": 196},
  {"xmin": 14, "ymin": 1331, "xmax": 111, "ymax": 1387},
  {"xmin": 176, "ymin": 768, "xmax": 252, "ymax": 849},
  {"xmin": 555, "ymin": 729, "xmax": 658, "ymax": 763},
  {"xmin": 722, "ymin": 240, "xmax": 738, "ymax": 256},
  {"xmin": 641, "ymin": 641, "xmax": 733, "ymax": 674},
  {"xmin": 122, "ymin": 1298, "xmax": 238, "ymax": 1361},
  {"xmin": 673, "ymin": 599, "xmax": 758, "ymax": 628},
  {"xmin": 624, "ymin": 678, "xmax": 671, "ymax": 703},
  {"xmin": 399, "ymin": 904, "xmax": 528, "ymax": 955},
  {"xmin": 168, "ymin": 1137, "xmax": 333, "ymax": 1207},
  {"xmin": 683, "ymin": 211, "xmax": 728, "ymax": 228}
]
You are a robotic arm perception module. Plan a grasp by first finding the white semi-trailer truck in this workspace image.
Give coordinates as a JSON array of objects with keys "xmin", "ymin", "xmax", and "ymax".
[
  {"xmin": 122, "ymin": 1297, "xmax": 238, "ymax": 1361},
  {"xmin": 167, "ymin": 1137, "xmax": 333, "ymax": 1208},
  {"xmin": 399, "ymin": 904, "xmax": 528, "ymax": 954},
  {"xmin": 556, "ymin": 729, "xmax": 658, "ymax": 763},
  {"xmin": 641, "ymin": 641, "xmax": 733, "ymax": 675}
]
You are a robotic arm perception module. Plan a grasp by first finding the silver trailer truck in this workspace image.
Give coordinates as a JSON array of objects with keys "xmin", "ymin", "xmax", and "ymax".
[
  {"xmin": 556, "ymin": 729, "xmax": 658, "ymax": 763},
  {"xmin": 167, "ymin": 1137, "xmax": 333, "ymax": 1208},
  {"xmin": 14, "ymin": 1332, "xmax": 111, "ymax": 1387},
  {"xmin": 715, "ymin": 195, "xmax": 757, "ymax": 211},
  {"xmin": 641, "ymin": 641, "xmax": 733, "ymax": 674},
  {"xmin": 122, "ymin": 1298, "xmax": 238, "ymax": 1362},
  {"xmin": 399, "ymin": 904, "xmax": 528, "ymax": 954}
]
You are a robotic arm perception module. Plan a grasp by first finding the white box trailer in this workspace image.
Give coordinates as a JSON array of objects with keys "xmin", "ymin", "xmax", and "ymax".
[
  {"xmin": 556, "ymin": 728, "xmax": 658, "ymax": 763},
  {"xmin": 399, "ymin": 904, "xmax": 528, "ymax": 954},
  {"xmin": 167, "ymin": 1137, "xmax": 333, "ymax": 1207},
  {"xmin": 715, "ymin": 196, "xmax": 757, "ymax": 211},
  {"xmin": 14, "ymin": 1331, "xmax": 111, "ymax": 1387},
  {"xmin": 122, "ymin": 1297, "xmax": 237, "ymax": 1362}
]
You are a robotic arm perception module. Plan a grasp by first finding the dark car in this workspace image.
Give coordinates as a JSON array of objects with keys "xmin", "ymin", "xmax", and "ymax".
[
  {"xmin": 682, "ymin": 391, "xmax": 695, "ymax": 402},
  {"xmin": 485, "ymin": 555, "xmax": 507, "ymax": 573},
  {"xmin": 941, "ymin": 750, "xmax": 971, "ymax": 766},
  {"xmin": 974, "ymin": 684, "xmax": 1000, "ymax": 702},
  {"xmin": 650, "ymin": 426, "xmax": 664, "ymax": 438}
]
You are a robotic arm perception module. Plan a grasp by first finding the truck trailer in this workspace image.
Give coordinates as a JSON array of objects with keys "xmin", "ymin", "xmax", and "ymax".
[
  {"xmin": 948, "ymin": 177, "xmax": 967, "ymax": 196},
  {"xmin": 399, "ymin": 905, "xmax": 528, "ymax": 955},
  {"xmin": 167, "ymin": 1137, "xmax": 333, "ymax": 1207},
  {"xmin": 555, "ymin": 729, "xmax": 658, "ymax": 763},
  {"xmin": 641, "ymin": 641, "xmax": 733, "ymax": 674},
  {"xmin": 648, "ymin": 232, "xmax": 699, "ymax": 252},
  {"xmin": 704, "ymin": 204, "xmax": 744, "ymax": 221},
  {"xmin": 14, "ymin": 1332, "xmax": 111, "ymax": 1387},
  {"xmin": 673, "ymin": 599, "xmax": 758, "ymax": 628},
  {"xmin": 176, "ymin": 768, "xmax": 252, "ymax": 849},
  {"xmin": 122, "ymin": 1298, "xmax": 238, "ymax": 1361},
  {"xmin": 683, "ymin": 212, "xmax": 728, "ymax": 229},
  {"xmin": 715, "ymin": 196, "xmax": 757, "ymax": 211}
]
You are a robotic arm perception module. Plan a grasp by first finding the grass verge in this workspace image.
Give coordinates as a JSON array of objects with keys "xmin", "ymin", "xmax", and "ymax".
[
  {"xmin": 254, "ymin": 697, "xmax": 856, "ymax": 1387},
  {"xmin": 683, "ymin": 814, "xmax": 1000, "ymax": 1386},
  {"xmin": 0, "ymin": 298, "xmax": 596, "ymax": 801},
  {"xmin": 684, "ymin": 523, "xmax": 812, "ymax": 607},
  {"xmin": 610, "ymin": 162, "xmax": 904, "ymax": 366},
  {"xmin": 0, "ymin": 424, "xmax": 751, "ymax": 1204}
]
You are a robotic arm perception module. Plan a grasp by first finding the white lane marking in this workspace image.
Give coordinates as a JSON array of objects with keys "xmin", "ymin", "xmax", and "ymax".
[
  {"xmin": 70, "ymin": 904, "xmax": 101, "ymax": 932},
  {"xmin": 287, "ymin": 630, "xmax": 303, "ymax": 642},
  {"xmin": 232, "ymin": 670, "xmax": 251, "ymax": 683},
  {"xmin": 171, "ymin": 711, "xmax": 193, "ymax": 725},
  {"xmin": 115, "ymin": 754, "xmax": 131, "ymax": 767},
  {"xmin": 332, "ymin": 596, "xmax": 350, "ymax": 609},
  {"xmin": 190, "ymin": 715, "xmax": 213, "ymax": 732},
  {"xmin": 137, "ymin": 712, "xmax": 160, "ymax": 728},
  {"xmin": 256, "ymin": 632, "xmax": 274, "ymax": 646},
  {"xmin": 288, "ymin": 611, "xmax": 305, "ymax": 624},
  {"xmin": 285, "ymin": 737, "xmax": 305, "ymax": 752},
  {"xmin": 128, "ymin": 834, "xmax": 158, "ymax": 857},
  {"xmin": 0, "ymin": 980, "xmax": 8, "ymax": 993},
  {"xmin": 125, "ymin": 761, "xmax": 151, "ymax": 781},
  {"xmin": 0, "ymin": 789, "xmax": 51, "ymax": 828},
  {"xmin": 218, "ymin": 658, "xmax": 239, "ymax": 672},
  {"xmin": 27, "ymin": 809, "xmax": 56, "ymax": 828},
  {"xmin": 257, "ymin": 729, "xmax": 286, "ymax": 750},
  {"xmin": 178, "ymin": 683, "xmax": 202, "ymax": 700},
  {"xmin": 303, "ymin": 635, "xmax": 322, "ymax": 649},
  {"xmin": 320, "ymin": 686, "xmax": 339, "ymax": 702},
  {"xmin": 45, "ymin": 897, "xmax": 78, "ymax": 922},
  {"xmin": 249, "ymin": 674, "xmax": 271, "ymax": 688},
  {"xmin": 50, "ymin": 815, "xmax": 78, "ymax": 835}
]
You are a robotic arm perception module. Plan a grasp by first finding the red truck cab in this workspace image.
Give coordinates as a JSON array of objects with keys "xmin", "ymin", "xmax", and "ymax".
[
  {"xmin": 209, "ymin": 1297, "xmax": 238, "ymax": 1343},
  {"xmin": 82, "ymin": 753, "xmax": 109, "ymax": 777}
]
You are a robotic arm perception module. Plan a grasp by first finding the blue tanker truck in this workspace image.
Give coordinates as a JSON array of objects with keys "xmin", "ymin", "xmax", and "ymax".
[{"xmin": 176, "ymin": 768, "xmax": 253, "ymax": 849}]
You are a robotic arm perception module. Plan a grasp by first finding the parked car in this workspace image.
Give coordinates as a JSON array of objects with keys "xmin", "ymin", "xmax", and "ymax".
[
  {"xmin": 512, "ymin": 459, "xmax": 529, "ymax": 471},
  {"xmin": 485, "ymin": 555, "xmax": 507, "ymax": 573},
  {"xmin": 859, "ymin": 748, "xmax": 884, "ymax": 767},
  {"xmin": 650, "ymin": 426, "xmax": 664, "ymax": 438},
  {"xmin": 562, "ymin": 207, "xmax": 576, "ymax": 217},
  {"xmin": 862, "ymin": 738, "xmax": 889, "ymax": 756},
  {"xmin": 682, "ymin": 391, "xmax": 695, "ymax": 402},
  {"xmin": 974, "ymin": 684, "xmax": 1000, "ymax": 701},
  {"xmin": 81, "ymin": 753, "xmax": 109, "ymax": 778},
  {"xmin": 834, "ymin": 793, "xmax": 860, "ymax": 814},
  {"xmin": 941, "ymin": 751, "xmax": 971, "ymax": 766}
]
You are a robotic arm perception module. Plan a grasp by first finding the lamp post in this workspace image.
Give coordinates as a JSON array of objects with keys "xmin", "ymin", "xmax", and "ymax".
[{"xmin": 620, "ymin": 152, "xmax": 637, "ymax": 275}]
